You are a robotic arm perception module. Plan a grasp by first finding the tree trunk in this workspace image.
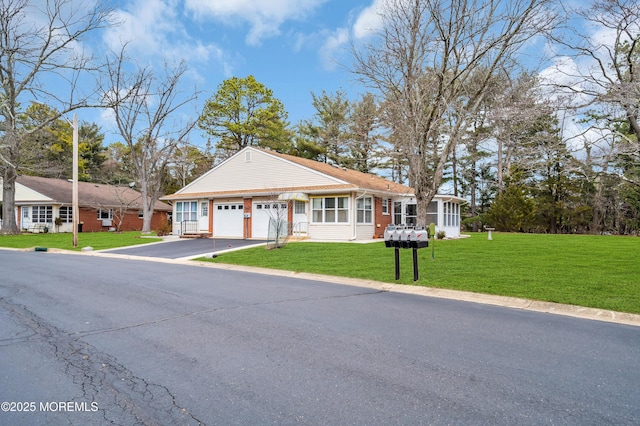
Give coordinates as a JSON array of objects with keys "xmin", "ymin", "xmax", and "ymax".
[
  {"xmin": 470, "ymin": 159, "xmax": 478, "ymax": 232},
  {"xmin": 138, "ymin": 176, "xmax": 153, "ymax": 234},
  {"xmin": 1, "ymin": 168, "xmax": 19, "ymax": 235},
  {"xmin": 497, "ymin": 135, "xmax": 504, "ymax": 193}
]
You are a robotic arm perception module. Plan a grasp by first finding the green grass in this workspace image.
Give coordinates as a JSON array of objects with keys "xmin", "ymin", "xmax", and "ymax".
[
  {"xmin": 197, "ymin": 233, "xmax": 640, "ymax": 314},
  {"xmin": 0, "ymin": 231, "xmax": 162, "ymax": 251}
]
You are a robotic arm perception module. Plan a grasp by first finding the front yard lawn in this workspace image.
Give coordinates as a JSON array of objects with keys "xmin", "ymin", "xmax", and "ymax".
[
  {"xmin": 0, "ymin": 231, "xmax": 162, "ymax": 251},
  {"xmin": 198, "ymin": 233, "xmax": 640, "ymax": 314}
]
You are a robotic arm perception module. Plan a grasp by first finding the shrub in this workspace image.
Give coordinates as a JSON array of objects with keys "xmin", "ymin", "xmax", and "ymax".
[{"xmin": 155, "ymin": 221, "xmax": 172, "ymax": 236}]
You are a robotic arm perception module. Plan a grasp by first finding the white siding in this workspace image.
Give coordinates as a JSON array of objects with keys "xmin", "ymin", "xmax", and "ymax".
[
  {"xmin": 355, "ymin": 224, "xmax": 376, "ymax": 240},
  {"xmin": 308, "ymin": 224, "xmax": 352, "ymax": 240},
  {"xmin": 0, "ymin": 180, "xmax": 52, "ymax": 203},
  {"xmin": 179, "ymin": 148, "xmax": 344, "ymax": 195}
]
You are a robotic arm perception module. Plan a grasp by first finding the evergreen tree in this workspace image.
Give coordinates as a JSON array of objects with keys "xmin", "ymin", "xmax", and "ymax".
[{"xmin": 199, "ymin": 75, "xmax": 292, "ymax": 159}]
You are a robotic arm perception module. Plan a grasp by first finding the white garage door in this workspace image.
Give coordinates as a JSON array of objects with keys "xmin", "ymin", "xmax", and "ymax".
[
  {"xmin": 253, "ymin": 202, "xmax": 288, "ymax": 239},
  {"xmin": 214, "ymin": 203, "xmax": 244, "ymax": 237}
]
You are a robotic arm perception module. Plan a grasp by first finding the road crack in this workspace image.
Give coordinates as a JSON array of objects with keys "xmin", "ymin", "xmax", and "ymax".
[{"xmin": 0, "ymin": 297, "xmax": 206, "ymax": 425}]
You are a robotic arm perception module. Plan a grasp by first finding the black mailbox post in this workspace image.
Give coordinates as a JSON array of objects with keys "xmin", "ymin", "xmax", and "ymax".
[{"xmin": 384, "ymin": 225, "xmax": 429, "ymax": 281}]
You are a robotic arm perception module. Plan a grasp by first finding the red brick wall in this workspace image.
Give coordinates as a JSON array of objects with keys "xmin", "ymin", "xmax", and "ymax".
[
  {"xmin": 208, "ymin": 200, "xmax": 214, "ymax": 233},
  {"xmin": 78, "ymin": 208, "xmax": 168, "ymax": 233},
  {"xmin": 243, "ymin": 198, "xmax": 253, "ymax": 238},
  {"xmin": 374, "ymin": 197, "xmax": 392, "ymax": 238}
]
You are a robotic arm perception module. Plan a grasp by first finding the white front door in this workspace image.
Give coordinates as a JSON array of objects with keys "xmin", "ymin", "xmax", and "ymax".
[
  {"xmin": 292, "ymin": 200, "xmax": 308, "ymax": 234},
  {"xmin": 199, "ymin": 201, "xmax": 209, "ymax": 231},
  {"xmin": 21, "ymin": 206, "xmax": 31, "ymax": 230}
]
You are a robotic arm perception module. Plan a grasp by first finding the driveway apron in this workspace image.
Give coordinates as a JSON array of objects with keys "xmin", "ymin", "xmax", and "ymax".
[{"xmin": 103, "ymin": 238, "xmax": 265, "ymax": 259}]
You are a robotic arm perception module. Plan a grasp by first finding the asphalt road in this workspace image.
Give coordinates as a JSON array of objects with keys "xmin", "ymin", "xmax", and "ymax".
[
  {"xmin": 104, "ymin": 237, "xmax": 266, "ymax": 259},
  {"xmin": 1, "ymin": 249, "xmax": 639, "ymax": 425}
]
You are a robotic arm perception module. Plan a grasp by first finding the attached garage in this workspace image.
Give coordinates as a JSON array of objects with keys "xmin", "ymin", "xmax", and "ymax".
[
  {"xmin": 252, "ymin": 202, "xmax": 288, "ymax": 239},
  {"xmin": 213, "ymin": 203, "xmax": 244, "ymax": 237}
]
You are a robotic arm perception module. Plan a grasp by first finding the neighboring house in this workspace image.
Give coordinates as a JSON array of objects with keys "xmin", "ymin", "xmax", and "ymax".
[
  {"xmin": 161, "ymin": 147, "xmax": 464, "ymax": 240},
  {"xmin": 0, "ymin": 175, "xmax": 171, "ymax": 233}
]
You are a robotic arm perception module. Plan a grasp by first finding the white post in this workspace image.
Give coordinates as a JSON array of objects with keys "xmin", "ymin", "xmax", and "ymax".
[
  {"xmin": 486, "ymin": 227, "xmax": 494, "ymax": 241},
  {"xmin": 72, "ymin": 114, "xmax": 79, "ymax": 247}
]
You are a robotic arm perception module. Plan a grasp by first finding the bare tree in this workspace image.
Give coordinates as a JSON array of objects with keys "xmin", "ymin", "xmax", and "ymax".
[
  {"xmin": 0, "ymin": 0, "xmax": 113, "ymax": 234},
  {"xmin": 95, "ymin": 185, "xmax": 141, "ymax": 232},
  {"xmin": 549, "ymin": 1, "xmax": 640, "ymax": 184},
  {"xmin": 101, "ymin": 47, "xmax": 198, "ymax": 233},
  {"xmin": 351, "ymin": 0, "xmax": 556, "ymax": 225},
  {"xmin": 488, "ymin": 73, "xmax": 549, "ymax": 192},
  {"xmin": 264, "ymin": 194, "xmax": 290, "ymax": 249}
]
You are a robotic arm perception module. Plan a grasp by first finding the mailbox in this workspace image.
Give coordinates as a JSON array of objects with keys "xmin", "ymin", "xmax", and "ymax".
[
  {"xmin": 400, "ymin": 227, "xmax": 413, "ymax": 249},
  {"xmin": 384, "ymin": 224, "xmax": 396, "ymax": 247},
  {"xmin": 391, "ymin": 225, "xmax": 406, "ymax": 247},
  {"xmin": 384, "ymin": 224, "xmax": 429, "ymax": 282},
  {"xmin": 409, "ymin": 226, "xmax": 429, "ymax": 249}
]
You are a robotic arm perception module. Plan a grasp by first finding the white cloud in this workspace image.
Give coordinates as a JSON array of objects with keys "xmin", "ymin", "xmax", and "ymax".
[
  {"xmin": 319, "ymin": 28, "xmax": 349, "ymax": 71},
  {"xmin": 184, "ymin": 0, "xmax": 327, "ymax": 46},
  {"xmin": 352, "ymin": 0, "xmax": 385, "ymax": 39},
  {"xmin": 103, "ymin": 0, "xmax": 226, "ymax": 68},
  {"xmin": 317, "ymin": 0, "xmax": 385, "ymax": 71},
  {"xmin": 319, "ymin": 0, "xmax": 388, "ymax": 70}
]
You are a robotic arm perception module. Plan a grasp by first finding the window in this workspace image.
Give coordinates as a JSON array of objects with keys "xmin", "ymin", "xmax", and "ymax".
[
  {"xmin": 356, "ymin": 197, "xmax": 373, "ymax": 224},
  {"xmin": 294, "ymin": 200, "xmax": 306, "ymax": 214},
  {"xmin": 427, "ymin": 201, "xmax": 438, "ymax": 227},
  {"xmin": 176, "ymin": 201, "xmax": 197, "ymax": 222},
  {"xmin": 381, "ymin": 198, "xmax": 390, "ymax": 215},
  {"xmin": 22, "ymin": 207, "xmax": 29, "ymax": 218},
  {"xmin": 443, "ymin": 201, "xmax": 459, "ymax": 227},
  {"xmin": 444, "ymin": 202, "xmax": 450, "ymax": 226},
  {"xmin": 201, "ymin": 202, "xmax": 208, "ymax": 217},
  {"xmin": 59, "ymin": 206, "xmax": 73, "ymax": 223},
  {"xmin": 32, "ymin": 206, "xmax": 53, "ymax": 223},
  {"xmin": 405, "ymin": 204, "xmax": 417, "ymax": 226},
  {"xmin": 393, "ymin": 202, "xmax": 402, "ymax": 225},
  {"xmin": 97, "ymin": 209, "xmax": 113, "ymax": 220},
  {"xmin": 311, "ymin": 196, "xmax": 349, "ymax": 223}
]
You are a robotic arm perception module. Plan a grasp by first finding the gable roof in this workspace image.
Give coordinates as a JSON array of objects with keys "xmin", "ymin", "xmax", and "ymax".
[
  {"xmin": 163, "ymin": 147, "xmax": 415, "ymax": 200},
  {"xmin": 10, "ymin": 175, "xmax": 171, "ymax": 211},
  {"xmin": 265, "ymin": 149, "xmax": 413, "ymax": 194}
]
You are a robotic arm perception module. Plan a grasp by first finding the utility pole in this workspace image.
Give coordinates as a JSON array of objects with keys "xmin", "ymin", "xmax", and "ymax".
[{"xmin": 72, "ymin": 114, "xmax": 79, "ymax": 247}]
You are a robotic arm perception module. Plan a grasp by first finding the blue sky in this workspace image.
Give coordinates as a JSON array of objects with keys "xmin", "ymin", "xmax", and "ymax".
[
  {"xmin": 91, "ymin": 0, "xmax": 387, "ymax": 146},
  {"xmin": 32, "ymin": 0, "xmax": 611, "ymax": 154}
]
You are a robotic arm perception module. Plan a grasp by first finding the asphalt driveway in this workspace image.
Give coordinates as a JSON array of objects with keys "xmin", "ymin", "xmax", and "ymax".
[{"xmin": 103, "ymin": 237, "xmax": 266, "ymax": 259}]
